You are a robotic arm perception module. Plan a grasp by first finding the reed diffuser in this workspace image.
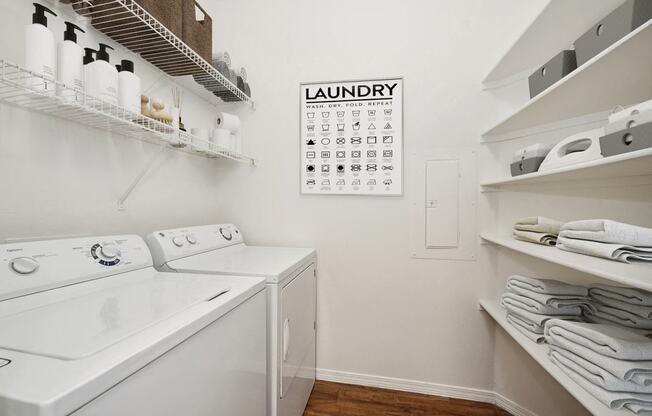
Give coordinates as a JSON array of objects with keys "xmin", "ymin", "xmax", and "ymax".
[{"xmin": 171, "ymin": 86, "xmax": 185, "ymax": 131}]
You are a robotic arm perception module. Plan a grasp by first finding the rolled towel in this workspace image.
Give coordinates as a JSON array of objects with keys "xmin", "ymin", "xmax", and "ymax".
[
  {"xmin": 507, "ymin": 313, "xmax": 546, "ymax": 343},
  {"xmin": 590, "ymin": 285, "xmax": 652, "ymax": 307},
  {"xmin": 560, "ymin": 220, "xmax": 652, "ymax": 247},
  {"xmin": 556, "ymin": 236, "xmax": 652, "ymax": 263},
  {"xmin": 547, "ymin": 332, "xmax": 652, "ymax": 387},
  {"xmin": 544, "ymin": 319, "xmax": 652, "ymax": 360},
  {"xmin": 502, "ymin": 293, "xmax": 583, "ymax": 316},
  {"xmin": 507, "ymin": 275, "xmax": 588, "ymax": 297},
  {"xmin": 585, "ymin": 303, "xmax": 652, "ymax": 330},
  {"xmin": 513, "ymin": 229, "xmax": 557, "ymax": 246},
  {"xmin": 550, "ymin": 346, "xmax": 652, "ymax": 393},
  {"xmin": 514, "ymin": 216, "xmax": 563, "ymax": 234},
  {"xmin": 549, "ymin": 352, "xmax": 652, "ymax": 413}
]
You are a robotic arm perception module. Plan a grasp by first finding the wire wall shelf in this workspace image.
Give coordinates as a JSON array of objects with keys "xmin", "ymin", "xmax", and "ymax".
[
  {"xmin": 0, "ymin": 60, "xmax": 255, "ymax": 165},
  {"xmin": 69, "ymin": 0, "xmax": 253, "ymax": 107}
]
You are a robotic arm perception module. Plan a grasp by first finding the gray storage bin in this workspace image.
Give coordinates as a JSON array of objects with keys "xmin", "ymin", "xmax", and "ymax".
[
  {"xmin": 528, "ymin": 50, "xmax": 577, "ymax": 98},
  {"xmin": 600, "ymin": 122, "xmax": 652, "ymax": 157},
  {"xmin": 574, "ymin": 0, "xmax": 652, "ymax": 66},
  {"xmin": 510, "ymin": 157, "xmax": 547, "ymax": 177}
]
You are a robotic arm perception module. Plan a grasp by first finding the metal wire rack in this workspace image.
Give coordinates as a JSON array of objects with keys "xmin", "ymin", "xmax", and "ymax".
[
  {"xmin": 0, "ymin": 60, "xmax": 255, "ymax": 165},
  {"xmin": 69, "ymin": 0, "xmax": 253, "ymax": 107}
]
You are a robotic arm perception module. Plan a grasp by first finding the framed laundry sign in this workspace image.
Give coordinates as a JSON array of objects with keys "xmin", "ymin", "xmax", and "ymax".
[{"xmin": 300, "ymin": 78, "xmax": 403, "ymax": 196}]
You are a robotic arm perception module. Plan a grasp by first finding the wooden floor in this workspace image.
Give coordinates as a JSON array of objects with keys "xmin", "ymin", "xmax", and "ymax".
[{"xmin": 303, "ymin": 381, "xmax": 512, "ymax": 416}]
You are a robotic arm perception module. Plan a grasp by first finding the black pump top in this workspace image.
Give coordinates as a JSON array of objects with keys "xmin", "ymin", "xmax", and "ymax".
[
  {"xmin": 96, "ymin": 43, "xmax": 114, "ymax": 63},
  {"xmin": 115, "ymin": 64, "xmax": 122, "ymax": 72},
  {"xmin": 120, "ymin": 60, "xmax": 134, "ymax": 73},
  {"xmin": 83, "ymin": 48, "xmax": 96, "ymax": 65},
  {"xmin": 63, "ymin": 22, "xmax": 85, "ymax": 43},
  {"xmin": 32, "ymin": 3, "xmax": 56, "ymax": 27}
]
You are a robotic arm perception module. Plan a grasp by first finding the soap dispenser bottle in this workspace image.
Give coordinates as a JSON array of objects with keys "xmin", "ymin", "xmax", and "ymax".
[
  {"xmin": 117, "ymin": 60, "xmax": 141, "ymax": 114},
  {"xmin": 57, "ymin": 22, "xmax": 86, "ymax": 102},
  {"xmin": 85, "ymin": 43, "xmax": 118, "ymax": 105},
  {"xmin": 25, "ymin": 3, "xmax": 57, "ymax": 93}
]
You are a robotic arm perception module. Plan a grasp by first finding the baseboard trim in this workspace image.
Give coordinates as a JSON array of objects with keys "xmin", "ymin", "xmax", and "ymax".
[{"xmin": 316, "ymin": 368, "xmax": 538, "ymax": 416}]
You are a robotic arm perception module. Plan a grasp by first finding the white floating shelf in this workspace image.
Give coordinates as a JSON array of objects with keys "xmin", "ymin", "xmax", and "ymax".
[
  {"xmin": 483, "ymin": 0, "xmax": 625, "ymax": 85},
  {"xmin": 480, "ymin": 234, "xmax": 652, "ymax": 292},
  {"xmin": 483, "ymin": 19, "xmax": 652, "ymax": 141},
  {"xmin": 0, "ymin": 60, "xmax": 255, "ymax": 165},
  {"xmin": 479, "ymin": 299, "xmax": 627, "ymax": 416},
  {"xmin": 481, "ymin": 148, "xmax": 652, "ymax": 188}
]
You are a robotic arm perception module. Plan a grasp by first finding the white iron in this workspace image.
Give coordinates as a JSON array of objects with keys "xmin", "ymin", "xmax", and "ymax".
[{"xmin": 538, "ymin": 128, "xmax": 603, "ymax": 172}]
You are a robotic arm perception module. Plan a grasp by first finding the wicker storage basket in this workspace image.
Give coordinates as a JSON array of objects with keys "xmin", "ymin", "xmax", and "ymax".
[{"xmin": 182, "ymin": 0, "xmax": 213, "ymax": 62}]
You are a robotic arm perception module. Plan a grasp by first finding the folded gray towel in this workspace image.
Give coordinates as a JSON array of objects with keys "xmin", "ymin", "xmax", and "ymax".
[
  {"xmin": 506, "ymin": 314, "xmax": 546, "ymax": 343},
  {"xmin": 584, "ymin": 315, "xmax": 652, "ymax": 338},
  {"xmin": 561, "ymin": 220, "xmax": 652, "ymax": 247},
  {"xmin": 513, "ymin": 230, "xmax": 557, "ymax": 246},
  {"xmin": 591, "ymin": 293, "xmax": 652, "ymax": 319},
  {"xmin": 501, "ymin": 298, "xmax": 581, "ymax": 328},
  {"xmin": 507, "ymin": 275, "xmax": 588, "ymax": 297},
  {"xmin": 550, "ymin": 346, "xmax": 652, "ymax": 393},
  {"xmin": 547, "ymin": 332, "xmax": 652, "ymax": 387},
  {"xmin": 550, "ymin": 352, "xmax": 652, "ymax": 413},
  {"xmin": 545, "ymin": 319, "xmax": 652, "ymax": 360},
  {"xmin": 507, "ymin": 280, "xmax": 590, "ymax": 305},
  {"xmin": 556, "ymin": 236, "xmax": 652, "ymax": 263},
  {"xmin": 586, "ymin": 303, "xmax": 652, "ymax": 330},
  {"xmin": 502, "ymin": 293, "xmax": 583, "ymax": 316},
  {"xmin": 590, "ymin": 285, "xmax": 652, "ymax": 307}
]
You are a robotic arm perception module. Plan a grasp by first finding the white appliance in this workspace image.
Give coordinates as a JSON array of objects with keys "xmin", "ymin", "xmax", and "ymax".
[
  {"xmin": 146, "ymin": 224, "xmax": 317, "ymax": 416},
  {"xmin": 0, "ymin": 235, "xmax": 267, "ymax": 416}
]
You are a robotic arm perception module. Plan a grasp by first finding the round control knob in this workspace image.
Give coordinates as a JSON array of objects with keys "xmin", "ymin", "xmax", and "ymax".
[
  {"xmin": 219, "ymin": 227, "xmax": 233, "ymax": 241},
  {"xmin": 172, "ymin": 236, "xmax": 185, "ymax": 247},
  {"xmin": 100, "ymin": 245, "xmax": 120, "ymax": 260},
  {"xmin": 10, "ymin": 257, "xmax": 40, "ymax": 275},
  {"xmin": 186, "ymin": 234, "xmax": 197, "ymax": 245}
]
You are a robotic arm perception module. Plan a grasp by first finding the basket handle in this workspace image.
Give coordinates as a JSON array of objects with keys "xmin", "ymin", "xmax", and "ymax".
[{"xmin": 193, "ymin": 1, "xmax": 211, "ymax": 24}]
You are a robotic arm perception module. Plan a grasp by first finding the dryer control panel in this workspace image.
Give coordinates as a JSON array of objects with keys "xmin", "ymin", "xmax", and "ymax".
[
  {"xmin": 0, "ymin": 235, "xmax": 152, "ymax": 302},
  {"xmin": 146, "ymin": 224, "xmax": 244, "ymax": 268}
]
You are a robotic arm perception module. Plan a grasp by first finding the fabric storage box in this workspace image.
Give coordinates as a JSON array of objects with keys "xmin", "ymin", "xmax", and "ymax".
[
  {"xmin": 528, "ymin": 50, "xmax": 577, "ymax": 98},
  {"xmin": 510, "ymin": 143, "xmax": 552, "ymax": 176},
  {"xmin": 600, "ymin": 122, "xmax": 652, "ymax": 157},
  {"xmin": 182, "ymin": 0, "xmax": 213, "ymax": 62},
  {"xmin": 574, "ymin": 0, "xmax": 652, "ymax": 66},
  {"xmin": 86, "ymin": 0, "xmax": 183, "ymax": 39}
]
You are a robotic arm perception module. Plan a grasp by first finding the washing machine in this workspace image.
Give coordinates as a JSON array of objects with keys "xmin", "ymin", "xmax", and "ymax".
[
  {"xmin": 0, "ymin": 235, "xmax": 266, "ymax": 416},
  {"xmin": 146, "ymin": 224, "xmax": 317, "ymax": 416}
]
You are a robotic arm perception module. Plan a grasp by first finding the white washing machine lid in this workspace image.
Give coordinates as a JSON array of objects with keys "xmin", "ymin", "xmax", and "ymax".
[
  {"xmin": 0, "ymin": 271, "xmax": 231, "ymax": 360},
  {"xmin": 0, "ymin": 268, "xmax": 265, "ymax": 416},
  {"xmin": 166, "ymin": 244, "xmax": 316, "ymax": 283}
]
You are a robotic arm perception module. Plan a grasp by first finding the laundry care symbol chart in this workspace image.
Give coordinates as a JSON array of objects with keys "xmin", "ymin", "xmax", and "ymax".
[{"xmin": 300, "ymin": 78, "xmax": 403, "ymax": 195}]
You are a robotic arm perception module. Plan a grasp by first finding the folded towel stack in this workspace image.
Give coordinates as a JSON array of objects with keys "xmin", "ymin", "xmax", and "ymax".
[
  {"xmin": 557, "ymin": 220, "xmax": 652, "ymax": 263},
  {"xmin": 501, "ymin": 275, "xmax": 589, "ymax": 343},
  {"xmin": 545, "ymin": 319, "xmax": 652, "ymax": 413},
  {"xmin": 584, "ymin": 285, "xmax": 652, "ymax": 332},
  {"xmin": 513, "ymin": 216, "xmax": 563, "ymax": 246}
]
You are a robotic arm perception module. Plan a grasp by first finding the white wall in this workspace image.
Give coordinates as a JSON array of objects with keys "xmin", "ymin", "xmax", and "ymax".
[{"xmin": 0, "ymin": 0, "xmax": 615, "ymax": 414}]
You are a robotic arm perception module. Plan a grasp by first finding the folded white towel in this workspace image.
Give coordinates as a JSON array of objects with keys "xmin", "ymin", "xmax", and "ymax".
[
  {"xmin": 547, "ymin": 332, "xmax": 652, "ymax": 387},
  {"xmin": 550, "ymin": 346, "xmax": 652, "ymax": 393},
  {"xmin": 591, "ymin": 285, "xmax": 652, "ymax": 307},
  {"xmin": 556, "ymin": 236, "xmax": 652, "ymax": 263},
  {"xmin": 513, "ymin": 230, "xmax": 557, "ymax": 246},
  {"xmin": 502, "ymin": 293, "xmax": 583, "ymax": 316},
  {"xmin": 514, "ymin": 216, "xmax": 563, "ymax": 235},
  {"xmin": 506, "ymin": 314, "xmax": 546, "ymax": 343},
  {"xmin": 550, "ymin": 352, "xmax": 652, "ymax": 413},
  {"xmin": 507, "ymin": 275, "xmax": 588, "ymax": 297},
  {"xmin": 585, "ymin": 303, "xmax": 652, "ymax": 330},
  {"xmin": 544, "ymin": 319, "xmax": 652, "ymax": 360},
  {"xmin": 560, "ymin": 220, "xmax": 652, "ymax": 247}
]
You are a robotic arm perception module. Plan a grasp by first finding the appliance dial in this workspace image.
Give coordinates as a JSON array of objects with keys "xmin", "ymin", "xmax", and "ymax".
[
  {"xmin": 90, "ymin": 243, "xmax": 122, "ymax": 266},
  {"xmin": 100, "ymin": 245, "xmax": 120, "ymax": 259},
  {"xmin": 10, "ymin": 257, "xmax": 40, "ymax": 275},
  {"xmin": 219, "ymin": 227, "xmax": 233, "ymax": 241},
  {"xmin": 172, "ymin": 236, "xmax": 185, "ymax": 247},
  {"xmin": 186, "ymin": 234, "xmax": 197, "ymax": 245}
]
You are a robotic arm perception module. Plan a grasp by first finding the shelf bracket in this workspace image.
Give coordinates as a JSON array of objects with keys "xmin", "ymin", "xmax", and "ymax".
[{"xmin": 117, "ymin": 145, "xmax": 166, "ymax": 211}]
